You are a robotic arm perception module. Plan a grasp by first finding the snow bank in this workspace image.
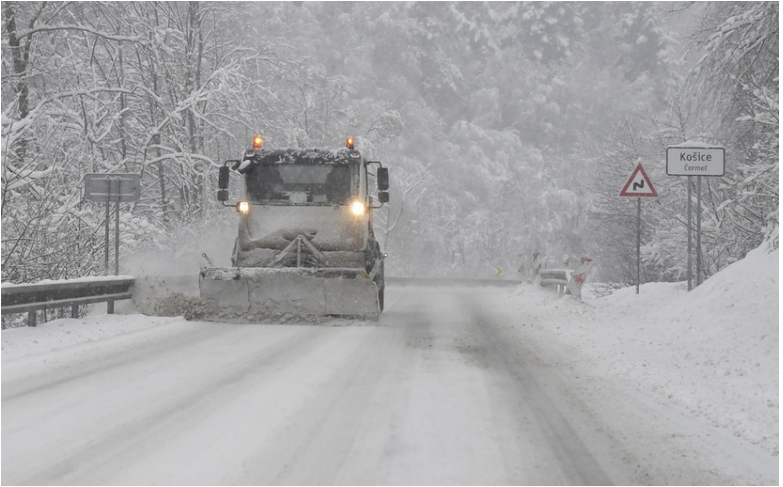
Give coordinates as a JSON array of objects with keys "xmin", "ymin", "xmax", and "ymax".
[{"xmin": 504, "ymin": 241, "xmax": 779, "ymax": 456}]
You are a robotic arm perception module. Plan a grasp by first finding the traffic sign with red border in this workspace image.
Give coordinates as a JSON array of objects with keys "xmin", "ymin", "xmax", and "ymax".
[{"xmin": 620, "ymin": 163, "xmax": 658, "ymax": 197}]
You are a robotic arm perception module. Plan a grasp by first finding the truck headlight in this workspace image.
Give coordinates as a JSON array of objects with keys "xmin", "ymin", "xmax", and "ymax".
[
  {"xmin": 237, "ymin": 201, "xmax": 250, "ymax": 215},
  {"xmin": 350, "ymin": 201, "xmax": 366, "ymax": 216}
]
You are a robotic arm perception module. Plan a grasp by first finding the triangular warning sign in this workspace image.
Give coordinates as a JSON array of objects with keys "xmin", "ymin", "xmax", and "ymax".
[{"xmin": 620, "ymin": 163, "xmax": 658, "ymax": 197}]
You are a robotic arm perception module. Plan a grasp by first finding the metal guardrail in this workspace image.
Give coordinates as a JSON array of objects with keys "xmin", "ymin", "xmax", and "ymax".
[{"xmin": 1, "ymin": 277, "xmax": 135, "ymax": 327}]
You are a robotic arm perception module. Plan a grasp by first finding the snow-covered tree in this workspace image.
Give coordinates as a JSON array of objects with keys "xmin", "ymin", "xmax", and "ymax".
[
  {"xmin": 2, "ymin": 1, "xmax": 775, "ymax": 288},
  {"xmin": 689, "ymin": 1, "xmax": 779, "ymax": 251}
]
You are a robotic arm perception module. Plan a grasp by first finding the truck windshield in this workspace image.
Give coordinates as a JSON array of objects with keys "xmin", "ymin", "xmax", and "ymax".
[{"xmin": 246, "ymin": 164, "xmax": 353, "ymax": 204}]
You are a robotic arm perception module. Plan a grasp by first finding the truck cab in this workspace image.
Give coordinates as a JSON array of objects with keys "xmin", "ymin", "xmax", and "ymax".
[{"xmin": 204, "ymin": 136, "xmax": 389, "ymax": 317}]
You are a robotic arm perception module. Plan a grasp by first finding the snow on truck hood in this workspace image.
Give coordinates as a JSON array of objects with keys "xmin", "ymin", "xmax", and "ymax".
[{"xmin": 241, "ymin": 205, "xmax": 366, "ymax": 252}]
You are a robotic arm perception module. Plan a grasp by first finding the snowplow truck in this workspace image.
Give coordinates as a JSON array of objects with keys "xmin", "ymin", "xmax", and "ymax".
[{"xmin": 199, "ymin": 136, "xmax": 389, "ymax": 320}]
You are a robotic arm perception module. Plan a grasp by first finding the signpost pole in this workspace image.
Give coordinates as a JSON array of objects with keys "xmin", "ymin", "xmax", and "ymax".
[
  {"xmin": 106, "ymin": 179, "xmax": 115, "ymax": 314},
  {"xmin": 104, "ymin": 185, "xmax": 111, "ymax": 276},
  {"xmin": 687, "ymin": 176, "xmax": 692, "ymax": 291},
  {"xmin": 84, "ymin": 173, "xmax": 141, "ymax": 309},
  {"xmin": 636, "ymin": 197, "xmax": 641, "ymax": 295},
  {"xmin": 114, "ymin": 178, "xmax": 120, "ymax": 276},
  {"xmin": 696, "ymin": 176, "xmax": 702, "ymax": 286},
  {"xmin": 666, "ymin": 144, "xmax": 724, "ymax": 291},
  {"xmin": 619, "ymin": 163, "xmax": 658, "ymax": 295}
]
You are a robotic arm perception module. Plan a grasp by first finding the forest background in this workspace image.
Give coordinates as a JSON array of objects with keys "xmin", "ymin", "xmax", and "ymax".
[{"xmin": 1, "ymin": 1, "xmax": 778, "ymax": 286}]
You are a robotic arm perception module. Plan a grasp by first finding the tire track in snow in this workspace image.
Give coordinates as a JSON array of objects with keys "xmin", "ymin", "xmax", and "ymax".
[{"xmin": 464, "ymin": 296, "xmax": 612, "ymax": 485}]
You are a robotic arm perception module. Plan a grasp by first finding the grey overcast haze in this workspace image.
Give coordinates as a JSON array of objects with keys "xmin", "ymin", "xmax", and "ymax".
[{"xmin": 1, "ymin": 2, "xmax": 779, "ymax": 485}]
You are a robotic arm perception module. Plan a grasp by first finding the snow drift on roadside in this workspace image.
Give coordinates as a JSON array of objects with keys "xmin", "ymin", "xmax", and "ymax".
[{"xmin": 504, "ymin": 240, "xmax": 778, "ymax": 456}]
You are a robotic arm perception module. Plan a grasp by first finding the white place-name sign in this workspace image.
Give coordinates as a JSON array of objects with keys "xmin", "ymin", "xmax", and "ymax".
[{"xmin": 666, "ymin": 146, "xmax": 725, "ymax": 176}]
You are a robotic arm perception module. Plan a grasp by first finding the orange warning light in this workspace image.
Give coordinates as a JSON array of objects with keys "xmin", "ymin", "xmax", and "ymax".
[
  {"xmin": 252, "ymin": 135, "xmax": 263, "ymax": 149},
  {"xmin": 346, "ymin": 137, "xmax": 355, "ymax": 149}
]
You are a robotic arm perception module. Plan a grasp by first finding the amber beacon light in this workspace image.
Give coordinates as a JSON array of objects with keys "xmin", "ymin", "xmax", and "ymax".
[
  {"xmin": 252, "ymin": 135, "xmax": 263, "ymax": 149},
  {"xmin": 346, "ymin": 137, "xmax": 355, "ymax": 149}
]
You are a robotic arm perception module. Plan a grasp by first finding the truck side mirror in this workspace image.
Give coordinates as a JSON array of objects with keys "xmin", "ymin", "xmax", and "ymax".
[
  {"xmin": 217, "ymin": 164, "xmax": 230, "ymax": 202},
  {"xmin": 218, "ymin": 164, "xmax": 230, "ymax": 189},
  {"xmin": 377, "ymin": 167, "xmax": 389, "ymax": 191},
  {"xmin": 378, "ymin": 191, "xmax": 389, "ymax": 203}
]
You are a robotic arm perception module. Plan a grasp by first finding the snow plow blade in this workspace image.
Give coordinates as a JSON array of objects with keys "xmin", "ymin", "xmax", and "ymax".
[{"xmin": 199, "ymin": 267, "xmax": 380, "ymax": 320}]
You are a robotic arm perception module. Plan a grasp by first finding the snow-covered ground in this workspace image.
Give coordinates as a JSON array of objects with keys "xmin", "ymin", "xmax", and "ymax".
[
  {"xmin": 1, "ymin": 240, "xmax": 778, "ymax": 484},
  {"xmin": 534, "ymin": 239, "xmax": 778, "ymax": 457},
  {"xmin": 494, "ymin": 238, "xmax": 779, "ymax": 484}
]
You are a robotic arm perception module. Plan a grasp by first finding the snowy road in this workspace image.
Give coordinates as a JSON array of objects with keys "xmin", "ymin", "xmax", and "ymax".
[{"xmin": 1, "ymin": 285, "xmax": 774, "ymax": 485}]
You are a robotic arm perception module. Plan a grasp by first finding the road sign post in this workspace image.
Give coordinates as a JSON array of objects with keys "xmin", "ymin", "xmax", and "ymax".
[
  {"xmin": 620, "ymin": 164, "xmax": 658, "ymax": 294},
  {"xmin": 666, "ymin": 146, "xmax": 725, "ymax": 177},
  {"xmin": 666, "ymin": 145, "xmax": 725, "ymax": 290},
  {"xmin": 84, "ymin": 173, "xmax": 141, "ymax": 313},
  {"xmin": 84, "ymin": 173, "xmax": 141, "ymax": 203},
  {"xmin": 83, "ymin": 174, "xmax": 141, "ymax": 283}
]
